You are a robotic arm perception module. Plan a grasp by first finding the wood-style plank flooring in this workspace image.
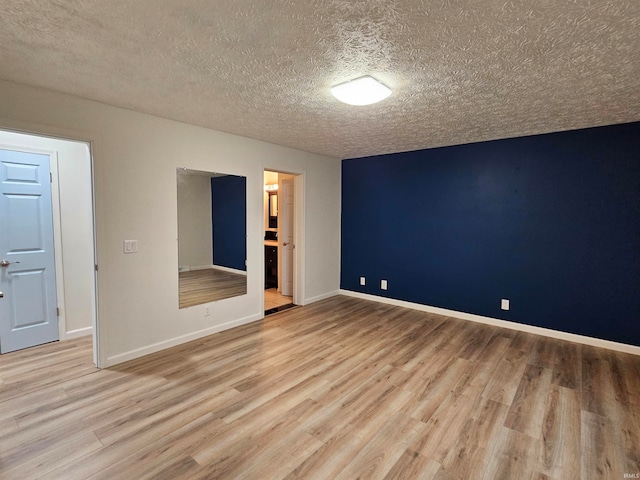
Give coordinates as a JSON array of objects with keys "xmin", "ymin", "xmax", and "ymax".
[
  {"xmin": 179, "ymin": 268, "xmax": 247, "ymax": 308},
  {"xmin": 0, "ymin": 296, "xmax": 638, "ymax": 479},
  {"xmin": 265, "ymin": 287, "xmax": 293, "ymax": 311}
]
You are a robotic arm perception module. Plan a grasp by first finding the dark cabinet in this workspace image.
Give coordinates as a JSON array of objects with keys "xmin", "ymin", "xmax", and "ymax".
[{"xmin": 265, "ymin": 245, "xmax": 277, "ymax": 289}]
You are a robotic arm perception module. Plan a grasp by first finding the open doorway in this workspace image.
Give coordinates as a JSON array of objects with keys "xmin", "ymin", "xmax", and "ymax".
[
  {"xmin": 0, "ymin": 129, "xmax": 97, "ymax": 364},
  {"xmin": 264, "ymin": 170, "xmax": 297, "ymax": 315}
]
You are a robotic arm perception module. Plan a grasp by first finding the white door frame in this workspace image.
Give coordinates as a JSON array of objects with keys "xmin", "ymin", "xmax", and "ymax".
[
  {"xmin": 0, "ymin": 123, "xmax": 101, "ymax": 366},
  {"xmin": 262, "ymin": 168, "xmax": 305, "ymax": 307},
  {"xmin": 292, "ymin": 173, "xmax": 305, "ymax": 305},
  {"xmin": 49, "ymin": 154, "xmax": 69, "ymax": 340}
]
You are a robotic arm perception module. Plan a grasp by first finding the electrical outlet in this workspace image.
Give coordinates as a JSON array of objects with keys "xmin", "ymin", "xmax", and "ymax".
[
  {"xmin": 123, "ymin": 240, "xmax": 138, "ymax": 254},
  {"xmin": 501, "ymin": 299, "xmax": 510, "ymax": 311},
  {"xmin": 381, "ymin": 280, "xmax": 388, "ymax": 290},
  {"xmin": 204, "ymin": 305, "xmax": 211, "ymax": 316},
  {"xmin": 360, "ymin": 276, "xmax": 366, "ymax": 286}
]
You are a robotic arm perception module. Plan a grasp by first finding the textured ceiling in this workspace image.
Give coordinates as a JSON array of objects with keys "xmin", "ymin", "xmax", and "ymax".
[{"xmin": 1, "ymin": 0, "xmax": 639, "ymax": 159}]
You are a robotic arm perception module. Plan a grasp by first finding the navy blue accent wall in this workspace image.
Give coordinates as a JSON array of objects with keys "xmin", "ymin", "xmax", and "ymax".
[
  {"xmin": 341, "ymin": 122, "xmax": 640, "ymax": 346},
  {"xmin": 211, "ymin": 175, "xmax": 246, "ymax": 271}
]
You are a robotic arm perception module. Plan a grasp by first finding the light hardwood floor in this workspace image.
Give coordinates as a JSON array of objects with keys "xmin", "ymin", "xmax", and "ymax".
[
  {"xmin": 179, "ymin": 268, "xmax": 247, "ymax": 308},
  {"xmin": 265, "ymin": 287, "xmax": 293, "ymax": 311},
  {"xmin": 0, "ymin": 296, "xmax": 638, "ymax": 479}
]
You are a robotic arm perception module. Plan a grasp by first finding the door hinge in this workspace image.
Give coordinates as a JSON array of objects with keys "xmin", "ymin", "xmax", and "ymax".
[
  {"xmin": 57, "ymin": 307, "xmax": 60, "ymax": 316},
  {"xmin": 50, "ymin": 172, "xmax": 53, "ymax": 183},
  {"xmin": 95, "ymin": 264, "xmax": 98, "ymax": 271}
]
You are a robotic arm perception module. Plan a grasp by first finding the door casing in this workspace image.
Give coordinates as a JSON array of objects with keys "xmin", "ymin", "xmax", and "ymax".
[{"xmin": 262, "ymin": 168, "xmax": 305, "ymax": 307}]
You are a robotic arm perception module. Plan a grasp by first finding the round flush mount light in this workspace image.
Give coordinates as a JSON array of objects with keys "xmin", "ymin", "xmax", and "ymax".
[{"xmin": 330, "ymin": 76, "xmax": 392, "ymax": 106}]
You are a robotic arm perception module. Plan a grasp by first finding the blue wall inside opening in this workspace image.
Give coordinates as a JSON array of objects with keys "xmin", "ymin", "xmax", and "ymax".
[
  {"xmin": 211, "ymin": 175, "xmax": 246, "ymax": 272},
  {"xmin": 341, "ymin": 122, "xmax": 640, "ymax": 346}
]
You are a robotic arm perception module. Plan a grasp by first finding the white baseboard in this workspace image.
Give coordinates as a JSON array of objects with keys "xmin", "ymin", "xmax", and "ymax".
[
  {"xmin": 105, "ymin": 312, "xmax": 263, "ymax": 367},
  {"xmin": 65, "ymin": 326, "xmax": 93, "ymax": 340},
  {"xmin": 305, "ymin": 290, "xmax": 340, "ymax": 305},
  {"xmin": 211, "ymin": 265, "xmax": 248, "ymax": 276},
  {"xmin": 183, "ymin": 264, "xmax": 210, "ymax": 271},
  {"xmin": 339, "ymin": 290, "xmax": 640, "ymax": 356},
  {"xmin": 180, "ymin": 265, "xmax": 247, "ymax": 276}
]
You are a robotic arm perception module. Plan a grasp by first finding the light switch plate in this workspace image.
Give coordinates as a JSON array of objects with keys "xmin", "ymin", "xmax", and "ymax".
[{"xmin": 123, "ymin": 240, "xmax": 138, "ymax": 254}]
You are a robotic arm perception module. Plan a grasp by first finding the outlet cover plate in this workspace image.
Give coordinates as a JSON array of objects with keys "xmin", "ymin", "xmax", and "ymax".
[
  {"xmin": 123, "ymin": 239, "xmax": 138, "ymax": 254},
  {"xmin": 501, "ymin": 299, "xmax": 510, "ymax": 310}
]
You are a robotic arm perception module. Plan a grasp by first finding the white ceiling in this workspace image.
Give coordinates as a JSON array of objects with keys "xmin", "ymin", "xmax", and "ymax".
[{"xmin": 1, "ymin": 1, "xmax": 638, "ymax": 159}]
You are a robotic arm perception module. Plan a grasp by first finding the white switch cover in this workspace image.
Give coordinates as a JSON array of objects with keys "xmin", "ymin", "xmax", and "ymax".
[
  {"xmin": 360, "ymin": 277, "xmax": 366, "ymax": 286},
  {"xmin": 501, "ymin": 299, "xmax": 510, "ymax": 310},
  {"xmin": 381, "ymin": 280, "xmax": 388, "ymax": 290},
  {"xmin": 123, "ymin": 240, "xmax": 138, "ymax": 254}
]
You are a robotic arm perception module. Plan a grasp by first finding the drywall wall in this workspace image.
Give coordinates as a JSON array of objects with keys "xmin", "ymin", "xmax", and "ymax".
[
  {"xmin": 177, "ymin": 172, "xmax": 213, "ymax": 269},
  {"xmin": 0, "ymin": 130, "xmax": 95, "ymax": 339},
  {"xmin": 0, "ymin": 80, "xmax": 341, "ymax": 366},
  {"xmin": 341, "ymin": 122, "xmax": 640, "ymax": 346}
]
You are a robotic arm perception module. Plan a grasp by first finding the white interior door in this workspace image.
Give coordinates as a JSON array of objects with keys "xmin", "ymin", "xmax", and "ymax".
[
  {"xmin": 280, "ymin": 178, "xmax": 294, "ymax": 297},
  {"xmin": 0, "ymin": 148, "xmax": 58, "ymax": 353}
]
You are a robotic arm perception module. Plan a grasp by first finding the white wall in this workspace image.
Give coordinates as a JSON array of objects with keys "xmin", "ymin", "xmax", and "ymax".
[
  {"xmin": 177, "ymin": 173, "xmax": 213, "ymax": 269},
  {"xmin": 0, "ymin": 80, "xmax": 341, "ymax": 367},
  {"xmin": 0, "ymin": 130, "xmax": 95, "ymax": 339}
]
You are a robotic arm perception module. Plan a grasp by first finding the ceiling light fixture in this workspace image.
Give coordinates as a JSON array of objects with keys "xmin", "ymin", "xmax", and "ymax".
[{"xmin": 330, "ymin": 76, "xmax": 392, "ymax": 106}]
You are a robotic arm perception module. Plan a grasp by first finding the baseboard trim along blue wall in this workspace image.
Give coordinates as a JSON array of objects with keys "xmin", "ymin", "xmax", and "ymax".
[
  {"xmin": 341, "ymin": 121, "xmax": 640, "ymax": 347},
  {"xmin": 339, "ymin": 290, "xmax": 640, "ymax": 356}
]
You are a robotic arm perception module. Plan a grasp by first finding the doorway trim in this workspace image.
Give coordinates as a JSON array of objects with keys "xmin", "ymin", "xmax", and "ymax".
[
  {"xmin": 293, "ymin": 173, "xmax": 305, "ymax": 305},
  {"xmin": 262, "ymin": 168, "xmax": 306, "ymax": 308},
  {"xmin": 49, "ymin": 153, "xmax": 70, "ymax": 340},
  {"xmin": 0, "ymin": 119, "xmax": 102, "ymax": 367}
]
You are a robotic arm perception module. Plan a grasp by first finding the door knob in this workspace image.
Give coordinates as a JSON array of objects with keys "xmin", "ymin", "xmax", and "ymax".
[
  {"xmin": 283, "ymin": 242, "xmax": 290, "ymax": 246},
  {"xmin": 0, "ymin": 260, "xmax": 20, "ymax": 267},
  {"xmin": 0, "ymin": 292, "xmax": 3, "ymax": 298}
]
